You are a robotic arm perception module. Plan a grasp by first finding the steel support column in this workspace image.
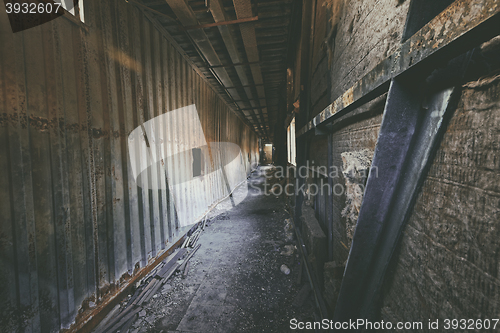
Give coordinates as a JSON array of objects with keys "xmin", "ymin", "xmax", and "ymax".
[{"xmin": 332, "ymin": 0, "xmax": 477, "ymax": 321}]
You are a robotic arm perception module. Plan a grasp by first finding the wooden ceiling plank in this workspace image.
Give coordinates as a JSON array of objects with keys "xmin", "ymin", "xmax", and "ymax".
[
  {"xmin": 232, "ymin": 0, "xmax": 271, "ymax": 138},
  {"xmin": 209, "ymin": 0, "xmax": 268, "ymax": 138}
]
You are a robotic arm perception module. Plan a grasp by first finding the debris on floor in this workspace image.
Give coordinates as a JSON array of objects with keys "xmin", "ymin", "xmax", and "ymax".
[
  {"xmin": 92, "ymin": 167, "xmax": 318, "ymax": 333},
  {"xmin": 280, "ymin": 244, "xmax": 296, "ymax": 256},
  {"xmin": 280, "ymin": 264, "xmax": 291, "ymax": 275},
  {"xmin": 92, "ymin": 222, "xmax": 206, "ymax": 333},
  {"xmin": 284, "ymin": 218, "xmax": 295, "ymax": 242}
]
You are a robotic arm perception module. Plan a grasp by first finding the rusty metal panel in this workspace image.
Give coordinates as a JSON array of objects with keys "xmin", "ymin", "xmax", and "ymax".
[{"xmin": 0, "ymin": 0, "xmax": 259, "ymax": 332}]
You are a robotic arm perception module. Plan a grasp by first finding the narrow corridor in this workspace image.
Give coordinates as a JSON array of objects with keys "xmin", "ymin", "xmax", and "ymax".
[
  {"xmin": 117, "ymin": 167, "xmax": 316, "ymax": 332},
  {"xmin": 3, "ymin": 1, "xmax": 499, "ymax": 331}
]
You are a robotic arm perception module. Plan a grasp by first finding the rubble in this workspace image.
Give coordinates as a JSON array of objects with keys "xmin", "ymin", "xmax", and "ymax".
[
  {"xmin": 91, "ymin": 223, "xmax": 206, "ymax": 333},
  {"xmin": 280, "ymin": 244, "xmax": 296, "ymax": 256},
  {"xmin": 280, "ymin": 264, "xmax": 291, "ymax": 275}
]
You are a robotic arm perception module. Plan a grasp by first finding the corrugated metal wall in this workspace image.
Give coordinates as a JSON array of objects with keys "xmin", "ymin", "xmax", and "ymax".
[{"xmin": 0, "ymin": 1, "xmax": 259, "ymax": 331}]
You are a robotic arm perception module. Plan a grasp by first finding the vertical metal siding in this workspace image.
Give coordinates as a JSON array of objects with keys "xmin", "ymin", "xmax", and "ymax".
[{"xmin": 0, "ymin": 0, "xmax": 259, "ymax": 331}]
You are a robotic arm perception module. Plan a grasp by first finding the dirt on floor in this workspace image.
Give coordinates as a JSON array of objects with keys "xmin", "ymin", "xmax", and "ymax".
[{"xmin": 115, "ymin": 166, "xmax": 318, "ymax": 333}]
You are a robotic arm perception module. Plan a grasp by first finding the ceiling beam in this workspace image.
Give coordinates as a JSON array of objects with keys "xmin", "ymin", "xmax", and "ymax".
[
  {"xmin": 231, "ymin": 98, "xmax": 267, "ymax": 102},
  {"xmin": 144, "ymin": 0, "xmax": 170, "ymax": 6},
  {"xmin": 223, "ymin": 83, "xmax": 264, "ymax": 89},
  {"xmin": 239, "ymin": 105, "xmax": 277, "ymax": 110},
  {"xmin": 183, "ymin": 16, "xmax": 258, "ymax": 30},
  {"xmin": 164, "ymin": 0, "xmax": 236, "ymax": 91},
  {"xmin": 208, "ymin": 59, "xmax": 282, "ymax": 69},
  {"xmin": 232, "ymin": 0, "xmax": 270, "ymax": 138},
  {"xmin": 208, "ymin": 60, "xmax": 261, "ymax": 69},
  {"xmin": 164, "ymin": 0, "xmax": 269, "ymax": 136},
  {"xmin": 132, "ymin": 1, "xmax": 260, "ymax": 134},
  {"xmin": 209, "ymin": 0, "xmax": 269, "ymax": 139}
]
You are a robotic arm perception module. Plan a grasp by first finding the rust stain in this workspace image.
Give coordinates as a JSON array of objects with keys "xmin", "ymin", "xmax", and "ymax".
[
  {"xmin": 331, "ymin": 98, "xmax": 341, "ymax": 116},
  {"xmin": 0, "ymin": 111, "xmax": 90, "ymax": 134},
  {"xmin": 342, "ymin": 87, "xmax": 354, "ymax": 107},
  {"xmin": 65, "ymin": 235, "xmax": 186, "ymax": 333},
  {"xmin": 107, "ymin": 45, "xmax": 143, "ymax": 74},
  {"xmin": 91, "ymin": 128, "xmax": 107, "ymax": 139}
]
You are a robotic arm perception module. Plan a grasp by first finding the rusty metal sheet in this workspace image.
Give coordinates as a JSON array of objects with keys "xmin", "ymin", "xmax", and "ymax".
[{"xmin": 0, "ymin": 0, "xmax": 259, "ymax": 332}]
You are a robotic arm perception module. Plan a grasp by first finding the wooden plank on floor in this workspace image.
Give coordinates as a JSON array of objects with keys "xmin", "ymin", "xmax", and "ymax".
[{"xmin": 156, "ymin": 248, "xmax": 187, "ymax": 278}]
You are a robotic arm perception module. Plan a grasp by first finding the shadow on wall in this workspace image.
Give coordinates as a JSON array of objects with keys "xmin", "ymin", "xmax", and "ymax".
[{"xmin": 128, "ymin": 104, "xmax": 250, "ymax": 227}]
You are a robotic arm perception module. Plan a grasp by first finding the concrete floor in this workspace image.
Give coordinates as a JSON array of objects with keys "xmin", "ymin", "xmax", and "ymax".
[{"xmin": 127, "ymin": 166, "xmax": 317, "ymax": 332}]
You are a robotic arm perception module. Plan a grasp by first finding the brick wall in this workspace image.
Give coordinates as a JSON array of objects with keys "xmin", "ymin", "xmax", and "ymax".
[
  {"xmin": 323, "ymin": 0, "xmax": 408, "ymax": 265},
  {"xmin": 381, "ymin": 78, "xmax": 500, "ymax": 327},
  {"xmin": 329, "ymin": 0, "xmax": 409, "ymax": 101}
]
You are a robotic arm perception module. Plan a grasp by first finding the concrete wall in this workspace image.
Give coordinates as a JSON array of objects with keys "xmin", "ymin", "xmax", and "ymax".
[
  {"xmin": 0, "ymin": 1, "xmax": 258, "ymax": 331},
  {"xmin": 381, "ymin": 77, "xmax": 500, "ymax": 327},
  {"xmin": 329, "ymin": 0, "xmax": 409, "ymax": 101}
]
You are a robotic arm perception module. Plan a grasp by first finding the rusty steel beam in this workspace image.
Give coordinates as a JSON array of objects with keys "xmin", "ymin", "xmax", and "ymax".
[
  {"xmin": 183, "ymin": 15, "xmax": 258, "ymax": 30},
  {"xmin": 296, "ymin": 0, "xmax": 500, "ymax": 137}
]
